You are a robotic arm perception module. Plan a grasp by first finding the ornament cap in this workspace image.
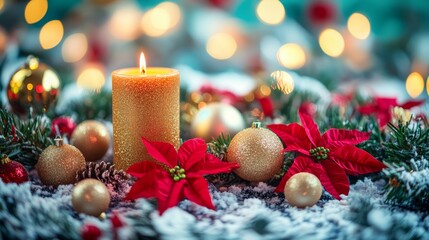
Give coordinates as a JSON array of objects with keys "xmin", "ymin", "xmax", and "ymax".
[
  {"xmin": 25, "ymin": 55, "xmax": 39, "ymax": 70},
  {"xmin": 1, "ymin": 154, "xmax": 10, "ymax": 165},
  {"xmin": 54, "ymin": 136, "xmax": 64, "ymax": 147},
  {"xmin": 251, "ymin": 121, "xmax": 262, "ymax": 128}
]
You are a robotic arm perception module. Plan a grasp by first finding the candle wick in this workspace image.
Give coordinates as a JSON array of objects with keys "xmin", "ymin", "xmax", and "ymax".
[{"xmin": 141, "ymin": 68, "xmax": 146, "ymax": 75}]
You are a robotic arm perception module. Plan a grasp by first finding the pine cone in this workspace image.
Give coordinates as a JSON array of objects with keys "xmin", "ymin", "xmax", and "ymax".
[{"xmin": 76, "ymin": 161, "xmax": 130, "ymax": 191}]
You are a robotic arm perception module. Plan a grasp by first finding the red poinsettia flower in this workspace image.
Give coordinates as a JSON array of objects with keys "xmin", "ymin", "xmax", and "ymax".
[
  {"xmin": 358, "ymin": 97, "xmax": 424, "ymax": 127},
  {"xmin": 268, "ymin": 112, "xmax": 386, "ymax": 199},
  {"xmin": 125, "ymin": 138, "xmax": 239, "ymax": 215}
]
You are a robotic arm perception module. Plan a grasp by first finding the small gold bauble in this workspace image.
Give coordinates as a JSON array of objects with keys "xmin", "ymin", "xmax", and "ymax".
[
  {"xmin": 71, "ymin": 120, "xmax": 110, "ymax": 162},
  {"xmin": 284, "ymin": 172, "xmax": 322, "ymax": 208},
  {"xmin": 226, "ymin": 122, "xmax": 284, "ymax": 182},
  {"xmin": 36, "ymin": 138, "xmax": 86, "ymax": 187},
  {"xmin": 72, "ymin": 179, "xmax": 110, "ymax": 217},
  {"xmin": 190, "ymin": 102, "xmax": 245, "ymax": 142},
  {"xmin": 7, "ymin": 55, "xmax": 61, "ymax": 115}
]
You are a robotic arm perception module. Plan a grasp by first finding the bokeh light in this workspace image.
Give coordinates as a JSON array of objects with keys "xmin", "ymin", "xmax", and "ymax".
[
  {"xmin": 319, "ymin": 28, "xmax": 344, "ymax": 57},
  {"xmin": 277, "ymin": 43, "xmax": 306, "ymax": 69},
  {"xmin": 405, "ymin": 72, "xmax": 424, "ymax": 98},
  {"xmin": 141, "ymin": 2, "xmax": 181, "ymax": 37},
  {"xmin": 62, "ymin": 33, "xmax": 88, "ymax": 63},
  {"xmin": 0, "ymin": 27, "xmax": 6, "ymax": 54},
  {"xmin": 347, "ymin": 13, "xmax": 371, "ymax": 40},
  {"xmin": 77, "ymin": 64, "xmax": 106, "ymax": 92},
  {"xmin": 109, "ymin": 7, "xmax": 141, "ymax": 41},
  {"xmin": 256, "ymin": 0, "xmax": 286, "ymax": 25},
  {"xmin": 427, "ymin": 76, "xmax": 429, "ymax": 96},
  {"xmin": 158, "ymin": 2, "xmax": 181, "ymax": 30},
  {"xmin": 25, "ymin": 0, "xmax": 48, "ymax": 24},
  {"xmin": 270, "ymin": 70, "xmax": 294, "ymax": 94},
  {"xmin": 39, "ymin": 20, "xmax": 64, "ymax": 49},
  {"xmin": 206, "ymin": 33, "xmax": 237, "ymax": 60},
  {"xmin": 142, "ymin": 7, "xmax": 170, "ymax": 37},
  {"xmin": 0, "ymin": 0, "xmax": 4, "ymax": 12}
]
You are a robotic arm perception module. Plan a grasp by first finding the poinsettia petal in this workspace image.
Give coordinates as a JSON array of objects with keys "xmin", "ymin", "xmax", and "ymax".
[
  {"xmin": 331, "ymin": 146, "xmax": 386, "ymax": 175},
  {"xmin": 375, "ymin": 97, "xmax": 397, "ymax": 108},
  {"xmin": 319, "ymin": 160, "xmax": 349, "ymax": 199},
  {"xmin": 124, "ymin": 171, "xmax": 160, "ymax": 200},
  {"xmin": 126, "ymin": 160, "xmax": 162, "ymax": 178},
  {"xmin": 268, "ymin": 123, "xmax": 311, "ymax": 151},
  {"xmin": 187, "ymin": 153, "xmax": 239, "ymax": 177},
  {"xmin": 357, "ymin": 104, "xmax": 377, "ymax": 115},
  {"xmin": 178, "ymin": 138, "xmax": 207, "ymax": 170},
  {"xmin": 142, "ymin": 137, "xmax": 178, "ymax": 168},
  {"xmin": 322, "ymin": 129, "xmax": 370, "ymax": 150},
  {"xmin": 298, "ymin": 112, "xmax": 324, "ymax": 147},
  {"xmin": 184, "ymin": 177, "xmax": 215, "ymax": 210},
  {"xmin": 283, "ymin": 145, "xmax": 310, "ymax": 156},
  {"xmin": 157, "ymin": 179, "xmax": 186, "ymax": 215},
  {"xmin": 400, "ymin": 100, "xmax": 424, "ymax": 110},
  {"xmin": 274, "ymin": 155, "xmax": 321, "ymax": 192}
]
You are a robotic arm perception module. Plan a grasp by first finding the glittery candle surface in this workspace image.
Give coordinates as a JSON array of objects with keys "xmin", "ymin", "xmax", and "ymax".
[{"xmin": 112, "ymin": 68, "xmax": 180, "ymax": 170}]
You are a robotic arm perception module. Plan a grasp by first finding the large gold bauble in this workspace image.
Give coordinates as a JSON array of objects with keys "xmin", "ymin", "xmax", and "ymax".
[
  {"xmin": 36, "ymin": 138, "xmax": 86, "ymax": 187},
  {"xmin": 71, "ymin": 120, "xmax": 110, "ymax": 162},
  {"xmin": 226, "ymin": 122, "xmax": 284, "ymax": 182},
  {"xmin": 190, "ymin": 102, "xmax": 245, "ymax": 142},
  {"xmin": 284, "ymin": 172, "xmax": 322, "ymax": 208},
  {"xmin": 7, "ymin": 56, "xmax": 61, "ymax": 115},
  {"xmin": 72, "ymin": 179, "xmax": 110, "ymax": 217}
]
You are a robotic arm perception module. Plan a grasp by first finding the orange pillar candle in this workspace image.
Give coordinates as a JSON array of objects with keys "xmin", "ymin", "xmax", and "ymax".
[{"xmin": 112, "ymin": 52, "xmax": 180, "ymax": 170}]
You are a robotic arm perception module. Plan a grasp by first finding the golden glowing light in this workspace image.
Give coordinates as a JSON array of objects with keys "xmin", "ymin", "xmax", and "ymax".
[
  {"xmin": 0, "ymin": 0, "xmax": 4, "ymax": 12},
  {"xmin": 206, "ymin": 33, "xmax": 237, "ymax": 60},
  {"xmin": 109, "ymin": 8, "xmax": 141, "ymax": 41},
  {"xmin": 141, "ymin": 7, "xmax": 171, "ymax": 37},
  {"xmin": 25, "ymin": 0, "xmax": 48, "ymax": 24},
  {"xmin": 347, "ymin": 13, "xmax": 371, "ymax": 40},
  {"xmin": 277, "ymin": 43, "xmax": 306, "ymax": 69},
  {"xmin": 62, "ymin": 33, "xmax": 88, "ymax": 63},
  {"xmin": 77, "ymin": 64, "xmax": 106, "ymax": 92},
  {"xmin": 270, "ymin": 70, "xmax": 294, "ymax": 94},
  {"xmin": 405, "ymin": 72, "xmax": 424, "ymax": 98},
  {"xmin": 0, "ymin": 28, "xmax": 6, "ymax": 54},
  {"xmin": 319, "ymin": 28, "xmax": 345, "ymax": 57},
  {"xmin": 158, "ymin": 2, "xmax": 181, "ymax": 29},
  {"xmin": 256, "ymin": 0, "xmax": 286, "ymax": 25},
  {"xmin": 140, "ymin": 52, "xmax": 146, "ymax": 74},
  {"xmin": 39, "ymin": 20, "xmax": 64, "ymax": 49}
]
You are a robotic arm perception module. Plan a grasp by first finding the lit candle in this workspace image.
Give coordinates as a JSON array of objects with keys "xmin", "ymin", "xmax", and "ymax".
[{"xmin": 112, "ymin": 52, "xmax": 180, "ymax": 170}]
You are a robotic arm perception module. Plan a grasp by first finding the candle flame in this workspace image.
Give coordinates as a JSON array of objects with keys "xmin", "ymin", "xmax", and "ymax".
[{"xmin": 140, "ymin": 52, "xmax": 146, "ymax": 75}]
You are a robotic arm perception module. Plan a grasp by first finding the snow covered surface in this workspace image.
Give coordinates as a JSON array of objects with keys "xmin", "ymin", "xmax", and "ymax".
[{"xmin": 1, "ymin": 176, "xmax": 428, "ymax": 240}]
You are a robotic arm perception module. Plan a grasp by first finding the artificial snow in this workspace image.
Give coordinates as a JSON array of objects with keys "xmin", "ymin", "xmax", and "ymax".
[{"xmin": 0, "ymin": 177, "xmax": 428, "ymax": 240}]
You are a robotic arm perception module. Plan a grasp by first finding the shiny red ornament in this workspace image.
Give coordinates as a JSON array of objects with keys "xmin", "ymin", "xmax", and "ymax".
[
  {"xmin": 0, "ymin": 154, "xmax": 29, "ymax": 184},
  {"xmin": 81, "ymin": 224, "xmax": 102, "ymax": 240},
  {"xmin": 307, "ymin": 0, "xmax": 336, "ymax": 25},
  {"xmin": 268, "ymin": 112, "xmax": 385, "ymax": 199},
  {"xmin": 51, "ymin": 116, "xmax": 76, "ymax": 138}
]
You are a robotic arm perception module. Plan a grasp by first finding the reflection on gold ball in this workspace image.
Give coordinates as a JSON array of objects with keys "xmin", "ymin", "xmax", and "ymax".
[
  {"xmin": 7, "ymin": 56, "xmax": 60, "ymax": 115},
  {"xmin": 284, "ymin": 172, "xmax": 322, "ymax": 208},
  {"xmin": 36, "ymin": 138, "xmax": 85, "ymax": 187},
  {"xmin": 71, "ymin": 120, "xmax": 110, "ymax": 162},
  {"xmin": 190, "ymin": 103, "xmax": 245, "ymax": 142},
  {"xmin": 72, "ymin": 179, "xmax": 110, "ymax": 217},
  {"xmin": 227, "ymin": 122, "xmax": 284, "ymax": 182}
]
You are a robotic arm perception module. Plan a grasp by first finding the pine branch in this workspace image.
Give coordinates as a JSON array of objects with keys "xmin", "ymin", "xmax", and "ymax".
[
  {"xmin": 0, "ymin": 109, "xmax": 53, "ymax": 169},
  {"xmin": 383, "ymin": 118, "xmax": 429, "ymax": 210}
]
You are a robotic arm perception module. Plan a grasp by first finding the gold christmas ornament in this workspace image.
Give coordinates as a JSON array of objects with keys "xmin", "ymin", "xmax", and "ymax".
[
  {"xmin": 72, "ymin": 179, "xmax": 110, "ymax": 217},
  {"xmin": 226, "ymin": 122, "xmax": 284, "ymax": 182},
  {"xmin": 36, "ymin": 137, "xmax": 86, "ymax": 187},
  {"xmin": 190, "ymin": 102, "xmax": 245, "ymax": 142},
  {"xmin": 71, "ymin": 120, "xmax": 110, "ymax": 162},
  {"xmin": 284, "ymin": 172, "xmax": 322, "ymax": 208},
  {"xmin": 7, "ymin": 55, "xmax": 61, "ymax": 115}
]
